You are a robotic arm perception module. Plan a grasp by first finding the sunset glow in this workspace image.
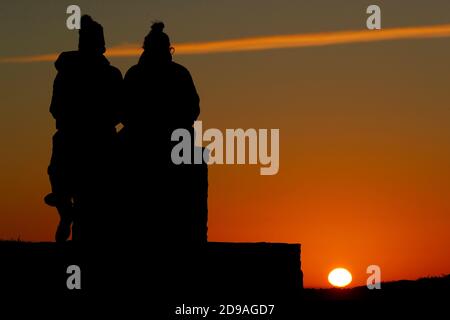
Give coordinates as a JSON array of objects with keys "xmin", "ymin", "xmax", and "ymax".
[{"xmin": 1, "ymin": 1, "xmax": 450, "ymax": 288}]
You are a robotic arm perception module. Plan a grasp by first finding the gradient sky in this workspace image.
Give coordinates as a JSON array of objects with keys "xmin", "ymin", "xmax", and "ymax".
[{"xmin": 1, "ymin": 0, "xmax": 450, "ymax": 288}]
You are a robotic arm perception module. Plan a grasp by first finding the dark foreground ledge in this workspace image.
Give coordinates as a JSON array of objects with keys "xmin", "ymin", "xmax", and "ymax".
[
  {"xmin": 0, "ymin": 241, "xmax": 302, "ymax": 300},
  {"xmin": 1, "ymin": 240, "xmax": 449, "ymax": 317}
]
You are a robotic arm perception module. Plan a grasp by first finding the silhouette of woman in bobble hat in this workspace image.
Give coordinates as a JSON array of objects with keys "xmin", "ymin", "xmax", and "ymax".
[
  {"xmin": 123, "ymin": 22, "xmax": 199, "ymax": 134},
  {"xmin": 121, "ymin": 22, "xmax": 207, "ymax": 246},
  {"xmin": 45, "ymin": 15, "xmax": 122, "ymax": 242}
]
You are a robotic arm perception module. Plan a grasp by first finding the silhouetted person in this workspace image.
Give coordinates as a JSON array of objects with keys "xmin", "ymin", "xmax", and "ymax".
[
  {"xmin": 123, "ymin": 22, "xmax": 199, "ymax": 131},
  {"xmin": 45, "ymin": 15, "xmax": 122, "ymax": 243},
  {"xmin": 120, "ymin": 22, "xmax": 207, "ymax": 247}
]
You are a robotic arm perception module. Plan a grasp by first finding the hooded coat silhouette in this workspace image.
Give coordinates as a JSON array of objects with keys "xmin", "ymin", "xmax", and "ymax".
[
  {"xmin": 121, "ymin": 22, "xmax": 207, "ymax": 246},
  {"xmin": 46, "ymin": 15, "xmax": 122, "ymax": 242}
]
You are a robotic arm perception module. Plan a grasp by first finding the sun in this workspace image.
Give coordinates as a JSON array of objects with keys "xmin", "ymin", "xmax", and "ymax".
[{"xmin": 328, "ymin": 268, "xmax": 352, "ymax": 287}]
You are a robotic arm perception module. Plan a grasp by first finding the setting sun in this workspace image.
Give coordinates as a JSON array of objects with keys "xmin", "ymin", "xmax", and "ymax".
[{"xmin": 328, "ymin": 268, "xmax": 352, "ymax": 287}]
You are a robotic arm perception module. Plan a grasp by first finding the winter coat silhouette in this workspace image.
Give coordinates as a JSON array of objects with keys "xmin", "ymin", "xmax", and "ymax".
[
  {"xmin": 120, "ymin": 22, "xmax": 207, "ymax": 245},
  {"xmin": 45, "ymin": 15, "xmax": 122, "ymax": 242}
]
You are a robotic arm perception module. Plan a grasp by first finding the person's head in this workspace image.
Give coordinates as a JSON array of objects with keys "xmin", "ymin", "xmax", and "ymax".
[
  {"xmin": 78, "ymin": 15, "xmax": 106, "ymax": 55},
  {"xmin": 142, "ymin": 22, "xmax": 173, "ymax": 61}
]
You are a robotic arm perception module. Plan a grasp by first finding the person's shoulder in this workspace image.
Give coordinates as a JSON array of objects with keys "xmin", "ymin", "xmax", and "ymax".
[
  {"xmin": 124, "ymin": 64, "xmax": 140, "ymax": 80},
  {"xmin": 171, "ymin": 61, "xmax": 192, "ymax": 78},
  {"xmin": 57, "ymin": 51, "xmax": 79, "ymax": 60},
  {"xmin": 54, "ymin": 51, "xmax": 80, "ymax": 71},
  {"xmin": 171, "ymin": 61, "xmax": 189, "ymax": 73},
  {"xmin": 107, "ymin": 65, "xmax": 123, "ymax": 80}
]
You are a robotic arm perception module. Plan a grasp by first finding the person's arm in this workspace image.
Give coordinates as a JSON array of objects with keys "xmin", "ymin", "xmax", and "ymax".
[
  {"xmin": 49, "ymin": 72, "xmax": 63, "ymax": 120},
  {"xmin": 183, "ymin": 69, "xmax": 200, "ymax": 125}
]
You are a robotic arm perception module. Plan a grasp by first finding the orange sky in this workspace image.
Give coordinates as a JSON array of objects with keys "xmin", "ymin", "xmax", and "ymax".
[{"xmin": 1, "ymin": 0, "xmax": 450, "ymax": 288}]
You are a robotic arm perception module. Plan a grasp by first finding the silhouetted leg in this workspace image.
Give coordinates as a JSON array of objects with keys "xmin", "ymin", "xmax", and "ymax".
[
  {"xmin": 47, "ymin": 133, "xmax": 75, "ymax": 242},
  {"xmin": 55, "ymin": 202, "xmax": 74, "ymax": 242},
  {"xmin": 44, "ymin": 193, "xmax": 74, "ymax": 242}
]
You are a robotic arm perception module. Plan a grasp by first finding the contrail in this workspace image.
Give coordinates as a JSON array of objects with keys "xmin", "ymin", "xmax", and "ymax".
[{"xmin": 2, "ymin": 24, "xmax": 450, "ymax": 63}]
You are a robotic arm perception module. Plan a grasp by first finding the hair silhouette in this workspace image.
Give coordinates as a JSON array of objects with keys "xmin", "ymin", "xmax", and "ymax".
[{"xmin": 141, "ymin": 22, "xmax": 173, "ymax": 62}]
